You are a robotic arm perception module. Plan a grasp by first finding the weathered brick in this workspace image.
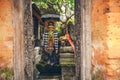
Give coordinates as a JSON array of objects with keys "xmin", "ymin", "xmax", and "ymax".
[
  {"xmin": 0, "ymin": 0, "xmax": 13, "ymax": 69},
  {"xmin": 92, "ymin": 0, "xmax": 120, "ymax": 79}
]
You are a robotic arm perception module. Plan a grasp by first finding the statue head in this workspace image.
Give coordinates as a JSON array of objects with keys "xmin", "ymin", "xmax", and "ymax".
[{"xmin": 48, "ymin": 22, "xmax": 54, "ymax": 31}]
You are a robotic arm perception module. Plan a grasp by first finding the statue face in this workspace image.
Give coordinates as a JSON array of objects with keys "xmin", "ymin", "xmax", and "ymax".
[
  {"xmin": 48, "ymin": 22, "xmax": 54, "ymax": 31},
  {"xmin": 48, "ymin": 26, "xmax": 54, "ymax": 31}
]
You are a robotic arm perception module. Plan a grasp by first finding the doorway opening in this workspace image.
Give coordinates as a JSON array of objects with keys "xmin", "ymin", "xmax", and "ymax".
[{"xmin": 32, "ymin": 0, "xmax": 76, "ymax": 80}]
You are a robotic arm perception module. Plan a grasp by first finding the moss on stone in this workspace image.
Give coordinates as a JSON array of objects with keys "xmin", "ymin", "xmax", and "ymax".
[
  {"xmin": 60, "ymin": 62, "xmax": 75, "ymax": 67},
  {"xmin": 0, "ymin": 68, "xmax": 13, "ymax": 80}
]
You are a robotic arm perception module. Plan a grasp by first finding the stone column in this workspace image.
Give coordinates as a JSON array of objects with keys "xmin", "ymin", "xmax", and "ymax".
[
  {"xmin": 13, "ymin": 0, "xmax": 25, "ymax": 80},
  {"xmin": 60, "ymin": 46, "xmax": 75, "ymax": 80},
  {"xmin": 13, "ymin": 0, "xmax": 33, "ymax": 80},
  {"xmin": 23, "ymin": 0, "xmax": 34, "ymax": 80},
  {"xmin": 75, "ymin": 0, "xmax": 91, "ymax": 80}
]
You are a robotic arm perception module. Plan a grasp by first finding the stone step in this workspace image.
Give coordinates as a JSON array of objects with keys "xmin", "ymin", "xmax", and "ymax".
[
  {"xmin": 60, "ymin": 58, "xmax": 74, "ymax": 62},
  {"xmin": 38, "ymin": 75, "xmax": 61, "ymax": 80},
  {"xmin": 60, "ymin": 53, "xmax": 74, "ymax": 58},
  {"xmin": 37, "ymin": 78, "xmax": 60, "ymax": 80},
  {"xmin": 60, "ymin": 53, "xmax": 75, "ymax": 65},
  {"xmin": 60, "ymin": 46, "xmax": 74, "ymax": 53}
]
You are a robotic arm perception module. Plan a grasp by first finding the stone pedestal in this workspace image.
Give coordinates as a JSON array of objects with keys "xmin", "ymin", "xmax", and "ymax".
[
  {"xmin": 61, "ymin": 66, "xmax": 75, "ymax": 80},
  {"xmin": 60, "ymin": 53, "xmax": 76, "ymax": 80},
  {"xmin": 60, "ymin": 53, "xmax": 74, "ymax": 65}
]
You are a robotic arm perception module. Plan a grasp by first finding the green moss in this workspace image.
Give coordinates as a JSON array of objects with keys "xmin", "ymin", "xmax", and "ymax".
[
  {"xmin": 61, "ymin": 62, "xmax": 75, "ymax": 67},
  {"xmin": 0, "ymin": 68, "xmax": 13, "ymax": 80},
  {"xmin": 92, "ymin": 70, "xmax": 104, "ymax": 80}
]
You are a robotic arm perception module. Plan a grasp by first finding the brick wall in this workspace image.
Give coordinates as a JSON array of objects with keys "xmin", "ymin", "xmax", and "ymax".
[
  {"xmin": 0, "ymin": 0, "xmax": 13, "ymax": 69},
  {"xmin": 92, "ymin": 0, "xmax": 120, "ymax": 79}
]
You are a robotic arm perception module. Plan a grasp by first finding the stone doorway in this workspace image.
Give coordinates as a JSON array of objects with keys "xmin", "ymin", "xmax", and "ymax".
[
  {"xmin": 0, "ymin": 0, "xmax": 91, "ymax": 80},
  {"xmin": 1, "ymin": 0, "xmax": 120, "ymax": 80},
  {"xmin": 13, "ymin": 0, "xmax": 92, "ymax": 80},
  {"xmin": 32, "ymin": 0, "xmax": 92, "ymax": 80}
]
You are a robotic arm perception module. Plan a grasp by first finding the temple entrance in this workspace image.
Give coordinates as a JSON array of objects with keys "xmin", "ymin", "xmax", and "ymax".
[
  {"xmin": 1, "ymin": 0, "xmax": 120, "ymax": 80},
  {"xmin": 32, "ymin": 0, "xmax": 91, "ymax": 80},
  {"xmin": 12, "ymin": 0, "xmax": 91, "ymax": 80},
  {"xmin": 0, "ymin": 0, "xmax": 91, "ymax": 80},
  {"xmin": 32, "ymin": 1, "xmax": 76, "ymax": 79}
]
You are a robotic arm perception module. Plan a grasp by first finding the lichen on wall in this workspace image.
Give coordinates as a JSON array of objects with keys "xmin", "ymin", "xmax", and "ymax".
[{"xmin": 91, "ymin": 0, "xmax": 120, "ymax": 79}]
